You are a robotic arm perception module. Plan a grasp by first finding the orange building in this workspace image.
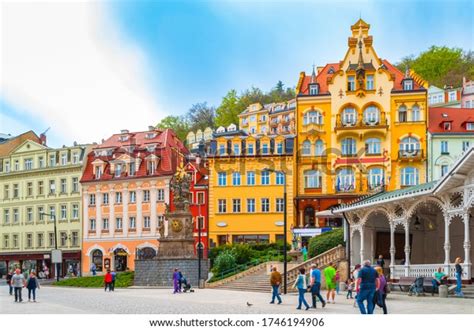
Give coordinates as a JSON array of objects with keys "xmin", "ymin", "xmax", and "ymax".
[{"xmin": 80, "ymin": 127, "xmax": 187, "ymax": 274}]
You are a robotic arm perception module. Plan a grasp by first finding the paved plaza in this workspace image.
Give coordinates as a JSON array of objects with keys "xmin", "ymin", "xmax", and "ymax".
[{"xmin": 0, "ymin": 286, "xmax": 472, "ymax": 314}]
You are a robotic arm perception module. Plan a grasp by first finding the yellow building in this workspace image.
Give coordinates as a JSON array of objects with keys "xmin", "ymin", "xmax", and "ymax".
[
  {"xmin": 0, "ymin": 133, "xmax": 90, "ymax": 277},
  {"xmin": 208, "ymin": 133, "xmax": 294, "ymax": 246},
  {"xmin": 269, "ymin": 100, "xmax": 297, "ymax": 135},
  {"xmin": 294, "ymin": 19, "xmax": 428, "ymax": 240},
  {"xmin": 239, "ymin": 101, "xmax": 297, "ymax": 136},
  {"xmin": 238, "ymin": 103, "xmax": 270, "ymax": 135}
]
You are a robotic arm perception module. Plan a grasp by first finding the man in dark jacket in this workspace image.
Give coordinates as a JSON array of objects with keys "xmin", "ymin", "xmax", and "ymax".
[
  {"xmin": 269, "ymin": 266, "xmax": 282, "ymax": 304},
  {"xmin": 6, "ymin": 270, "xmax": 13, "ymax": 295},
  {"xmin": 356, "ymin": 260, "xmax": 380, "ymax": 314}
]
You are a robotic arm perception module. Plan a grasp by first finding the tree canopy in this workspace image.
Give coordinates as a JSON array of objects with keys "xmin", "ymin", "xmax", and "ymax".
[{"xmin": 396, "ymin": 46, "xmax": 474, "ymax": 88}]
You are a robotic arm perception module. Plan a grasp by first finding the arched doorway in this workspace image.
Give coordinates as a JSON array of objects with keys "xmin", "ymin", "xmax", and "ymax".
[
  {"xmin": 114, "ymin": 248, "xmax": 128, "ymax": 271},
  {"xmin": 91, "ymin": 249, "xmax": 103, "ymax": 272},
  {"xmin": 304, "ymin": 206, "xmax": 315, "ymax": 227}
]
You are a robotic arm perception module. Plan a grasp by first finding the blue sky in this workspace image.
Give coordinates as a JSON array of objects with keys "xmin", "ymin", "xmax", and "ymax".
[{"xmin": 1, "ymin": 0, "xmax": 473, "ymax": 147}]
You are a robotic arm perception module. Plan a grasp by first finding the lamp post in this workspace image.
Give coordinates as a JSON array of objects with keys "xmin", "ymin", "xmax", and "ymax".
[
  {"xmin": 264, "ymin": 168, "xmax": 287, "ymax": 294},
  {"xmin": 40, "ymin": 212, "xmax": 60, "ymax": 282},
  {"xmin": 198, "ymin": 203, "xmax": 202, "ymax": 285}
]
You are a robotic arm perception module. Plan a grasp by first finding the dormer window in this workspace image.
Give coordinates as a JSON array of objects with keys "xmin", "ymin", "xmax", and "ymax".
[
  {"xmin": 309, "ymin": 84, "xmax": 319, "ymax": 96},
  {"xmin": 403, "ymin": 79, "xmax": 413, "ymax": 91},
  {"xmin": 95, "ymin": 165, "xmax": 103, "ymax": 179},
  {"xmin": 247, "ymin": 143, "xmax": 254, "ymax": 155},
  {"xmin": 115, "ymin": 164, "xmax": 122, "ymax": 177},
  {"xmin": 146, "ymin": 145, "xmax": 156, "ymax": 152},
  {"xmin": 219, "ymin": 144, "xmax": 226, "ymax": 156},
  {"xmin": 261, "ymin": 143, "xmax": 269, "ymax": 155},
  {"xmin": 466, "ymin": 123, "xmax": 474, "ymax": 131},
  {"xmin": 233, "ymin": 143, "xmax": 240, "ymax": 155},
  {"xmin": 129, "ymin": 162, "xmax": 136, "ymax": 176},
  {"xmin": 146, "ymin": 133, "xmax": 156, "ymax": 139},
  {"xmin": 443, "ymin": 122, "xmax": 452, "ymax": 131},
  {"xmin": 328, "ymin": 66, "xmax": 335, "ymax": 74},
  {"xmin": 147, "ymin": 160, "xmax": 156, "ymax": 175},
  {"xmin": 119, "ymin": 135, "xmax": 129, "ymax": 142}
]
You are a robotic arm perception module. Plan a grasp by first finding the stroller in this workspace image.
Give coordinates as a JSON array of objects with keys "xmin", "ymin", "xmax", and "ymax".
[
  {"xmin": 181, "ymin": 277, "xmax": 194, "ymax": 293},
  {"xmin": 408, "ymin": 277, "xmax": 425, "ymax": 296}
]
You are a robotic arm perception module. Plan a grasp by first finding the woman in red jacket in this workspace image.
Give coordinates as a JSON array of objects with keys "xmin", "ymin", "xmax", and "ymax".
[{"xmin": 104, "ymin": 270, "xmax": 113, "ymax": 292}]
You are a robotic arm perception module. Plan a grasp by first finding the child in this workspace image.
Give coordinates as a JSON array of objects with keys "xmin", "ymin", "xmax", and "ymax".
[
  {"xmin": 26, "ymin": 271, "xmax": 40, "ymax": 302},
  {"xmin": 346, "ymin": 278, "xmax": 354, "ymax": 299}
]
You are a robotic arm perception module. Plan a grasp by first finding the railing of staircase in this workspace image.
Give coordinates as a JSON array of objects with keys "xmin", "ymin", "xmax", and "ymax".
[{"xmin": 286, "ymin": 245, "xmax": 346, "ymax": 285}]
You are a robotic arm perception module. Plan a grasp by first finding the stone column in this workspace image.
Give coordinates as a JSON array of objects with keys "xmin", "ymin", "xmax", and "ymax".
[
  {"xmin": 299, "ymin": 210, "xmax": 304, "ymax": 228},
  {"xmin": 109, "ymin": 188, "xmax": 115, "ymax": 237},
  {"xmin": 96, "ymin": 188, "xmax": 102, "ymax": 238},
  {"xmin": 404, "ymin": 220, "xmax": 411, "ymax": 276},
  {"xmin": 444, "ymin": 214, "xmax": 451, "ymax": 274},
  {"xmin": 360, "ymin": 225, "xmax": 365, "ymax": 263},
  {"xmin": 463, "ymin": 213, "xmax": 471, "ymax": 279},
  {"xmin": 150, "ymin": 186, "xmax": 157, "ymax": 236},
  {"xmin": 389, "ymin": 222, "xmax": 396, "ymax": 280},
  {"xmin": 136, "ymin": 187, "xmax": 143, "ymax": 236},
  {"xmin": 123, "ymin": 188, "xmax": 129, "ymax": 235}
]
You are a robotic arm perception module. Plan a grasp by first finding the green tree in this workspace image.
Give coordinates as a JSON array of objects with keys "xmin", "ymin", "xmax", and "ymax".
[
  {"xmin": 155, "ymin": 115, "xmax": 189, "ymax": 141},
  {"xmin": 396, "ymin": 46, "xmax": 474, "ymax": 87},
  {"xmin": 215, "ymin": 89, "xmax": 241, "ymax": 127},
  {"xmin": 186, "ymin": 102, "xmax": 215, "ymax": 131}
]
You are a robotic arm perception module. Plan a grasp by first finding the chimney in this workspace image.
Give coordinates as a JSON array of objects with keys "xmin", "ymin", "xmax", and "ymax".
[
  {"xmin": 40, "ymin": 133, "xmax": 47, "ymax": 146},
  {"xmin": 148, "ymin": 125, "xmax": 155, "ymax": 131},
  {"xmin": 120, "ymin": 129, "xmax": 129, "ymax": 134}
]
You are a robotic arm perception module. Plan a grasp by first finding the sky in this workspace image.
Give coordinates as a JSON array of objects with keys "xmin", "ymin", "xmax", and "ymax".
[{"xmin": 1, "ymin": 0, "xmax": 473, "ymax": 147}]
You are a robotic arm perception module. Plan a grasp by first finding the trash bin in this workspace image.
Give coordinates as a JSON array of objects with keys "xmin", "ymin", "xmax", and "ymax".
[
  {"xmin": 199, "ymin": 279, "xmax": 205, "ymax": 289},
  {"xmin": 438, "ymin": 285, "xmax": 448, "ymax": 298}
]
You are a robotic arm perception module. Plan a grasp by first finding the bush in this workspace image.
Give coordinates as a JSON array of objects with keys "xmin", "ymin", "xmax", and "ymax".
[
  {"xmin": 212, "ymin": 250, "xmax": 237, "ymax": 275},
  {"xmin": 308, "ymin": 228, "xmax": 344, "ymax": 258},
  {"xmin": 52, "ymin": 271, "xmax": 134, "ymax": 288},
  {"xmin": 231, "ymin": 244, "xmax": 256, "ymax": 264}
]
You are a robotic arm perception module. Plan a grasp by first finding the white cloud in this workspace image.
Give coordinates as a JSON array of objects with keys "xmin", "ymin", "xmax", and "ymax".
[{"xmin": 0, "ymin": 1, "xmax": 163, "ymax": 146}]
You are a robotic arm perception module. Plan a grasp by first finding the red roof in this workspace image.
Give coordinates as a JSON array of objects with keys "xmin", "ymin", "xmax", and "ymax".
[
  {"xmin": 298, "ymin": 59, "xmax": 424, "ymax": 95},
  {"xmin": 428, "ymin": 107, "xmax": 474, "ymax": 133},
  {"xmin": 81, "ymin": 129, "xmax": 188, "ymax": 183}
]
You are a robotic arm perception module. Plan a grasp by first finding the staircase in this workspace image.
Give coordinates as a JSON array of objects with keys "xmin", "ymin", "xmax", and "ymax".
[{"xmin": 207, "ymin": 245, "xmax": 346, "ymax": 293}]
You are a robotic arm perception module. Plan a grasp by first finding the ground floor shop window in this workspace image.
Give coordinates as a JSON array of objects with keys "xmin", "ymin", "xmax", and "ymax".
[
  {"xmin": 91, "ymin": 249, "xmax": 103, "ymax": 272},
  {"xmin": 232, "ymin": 235, "xmax": 270, "ymax": 244}
]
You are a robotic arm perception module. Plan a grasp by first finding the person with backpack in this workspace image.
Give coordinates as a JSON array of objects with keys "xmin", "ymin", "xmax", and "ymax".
[
  {"xmin": 104, "ymin": 269, "xmax": 113, "ymax": 292},
  {"xmin": 26, "ymin": 271, "xmax": 40, "ymax": 302}
]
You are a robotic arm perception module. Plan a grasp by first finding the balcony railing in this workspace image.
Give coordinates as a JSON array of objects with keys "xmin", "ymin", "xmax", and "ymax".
[
  {"xmin": 397, "ymin": 149, "xmax": 424, "ymax": 161},
  {"xmin": 301, "ymin": 122, "xmax": 325, "ymax": 133},
  {"xmin": 335, "ymin": 112, "xmax": 388, "ymax": 131}
]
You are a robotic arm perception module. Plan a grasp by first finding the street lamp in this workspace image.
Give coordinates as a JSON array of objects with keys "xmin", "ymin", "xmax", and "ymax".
[
  {"xmin": 40, "ymin": 212, "xmax": 60, "ymax": 282},
  {"xmin": 263, "ymin": 168, "xmax": 288, "ymax": 294}
]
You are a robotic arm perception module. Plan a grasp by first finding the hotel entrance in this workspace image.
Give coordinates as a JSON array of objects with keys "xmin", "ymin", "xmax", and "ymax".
[{"xmin": 114, "ymin": 248, "xmax": 128, "ymax": 271}]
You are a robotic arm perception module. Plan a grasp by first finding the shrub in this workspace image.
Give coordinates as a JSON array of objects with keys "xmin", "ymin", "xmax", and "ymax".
[
  {"xmin": 308, "ymin": 228, "xmax": 344, "ymax": 258},
  {"xmin": 52, "ymin": 271, "xmax": 134, "ymax": 288},
  {"xmin": 231, "ymin": 244, "xmax": 256, "ymax": 264},
  {"xmin": 212, "ymin": 250, "xmax": 237, "ymax": 275}
]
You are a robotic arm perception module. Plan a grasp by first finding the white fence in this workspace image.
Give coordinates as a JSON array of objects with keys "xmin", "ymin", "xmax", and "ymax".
[{"xmin": 391, "ymin": 264, "xmax": 467, "ymax": 279}]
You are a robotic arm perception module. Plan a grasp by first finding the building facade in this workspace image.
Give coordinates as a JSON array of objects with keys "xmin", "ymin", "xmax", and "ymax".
[
  {"xmin": 462, "ymin": 77, "xmax": 474, "ymax": 109},
  {"xmin": 428, "ymin": 107, "xmax": 474, "ymax": 181},
  {"xmin": 294, "ymin": 19, "xmax": 428, "ymax": 240},
  {"xmin": 268, "ymin": 100, "xmax": 296, "ymax": 135},
  {"xmin": 208, "ymin": 133, "xmax": 294, "ymax": 246},
  {"xmin": 239, "ymin": 101, "xmax": 296, "ymax": 136},
  {"xmin": 80, "ymin": 127, "xmax": 188, "ymax": 274},
  {"xmin": 428, "ymin": 85, "xmax": 462, "ymax": 108},
  {"xmin": 0, "ymin": 134, "xmax": 88, "ymax": 277},
  {"xmin": 185, "ymin": 159, "xmax": 209, "ymax": 257}
]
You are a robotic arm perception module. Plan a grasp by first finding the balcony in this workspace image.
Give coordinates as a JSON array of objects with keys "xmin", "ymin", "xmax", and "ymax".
[
  {"xmin": 301, "ymin": 122, "xmax": 325, "ymax": 134},
  {"xmin": 270, "ymin": 119, "xmax": 279, "ymax": 127},
  {"xmin": 241, "ymin": 120, "xmax": 249, "ymax": 127},
  {"xmin": 397, "ymin": 149, "xmax": 424, "ymax": 161},
  {"xmin": 335, "ymin": 112, "xmax": 388, "ymax": 131}
]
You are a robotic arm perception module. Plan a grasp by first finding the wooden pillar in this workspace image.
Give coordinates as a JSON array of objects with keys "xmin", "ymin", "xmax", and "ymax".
[
  {"xmin": 404, "ymin": 220, "xmax": 410, "ymax": 276},
  {"xmin": 463, "ymin": 213, "xmax": 471, "ymax": 279},
  {"xmin": 360, "ymin": 225, "xmax": 365, "ymax": 263},
  {"xmin": 389, "ymin": 222, "xmax": 396, "ymax": 280},
  {"xmin": 444, "ymin": 214, "xmax": 451, "ymax": 274}
]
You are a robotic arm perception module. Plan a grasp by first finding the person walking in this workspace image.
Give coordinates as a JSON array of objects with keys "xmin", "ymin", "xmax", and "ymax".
[
  {"xmin": 173, "ymin": 268, "xmax": 181, "ymax": 294},
  {"xmin": 26, "ymin": 271, "xmax": 40, "ymax": 302},
  {"xmin": 454, "ymin": 257, "xmax": 464, "ymax": 297},
  {"xmin": 269, "ymin": 266, "xmax": 282, "ymax": 304},
  {"xmin": 90, "ymin": 263, "xmax": 97, "ymax": 276},
  {"xmin": 301, "ymin": 245, "xmax": 308, "ymax": 262},
  {"xmin": 11, "ymin": 268, "xmax": 26, "ymax": 303},
  {"xmin": 178, "ymin": 270, "xmax": 184, "ymax": 291},
  {"xmin": 346, "ymin": 278, "xmax": 354, "ymax": 299},
  {"xmin": 309, "ymin": 264, "xmax": 326, "ymax": 308},
  {"xmin": 352, "ymin": 264, "xmax": 361, "ymax": 307},
  {"xmin": 104, "ymin": 270, "xmax": 113, "ymax": 292},
  {"xmin": 374, "ymin": 266, "xmax": 388, "ymax": 314},
  {"xmin": 335, "ymin": 269, "xmax": 340, "ymax": 295},
  {"xmin": 355, "ymin": 260, "xmax": 380, "ymax": 314},
  {"xmin": 111, "ymin": 270, "xmax": 117, "ymax": 291},
  {"xmin": 292, "ymin": 268, "xmax": 310, "ymax": 310},
  {"xmin": 323, "ymin": 263, "xmax": 337, "ymax": 304},
  {"xmin": 6, "ymin": 270, "xmax": 13, "ymax": 296}
]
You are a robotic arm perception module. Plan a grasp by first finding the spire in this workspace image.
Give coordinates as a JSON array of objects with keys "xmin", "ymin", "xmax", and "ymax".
[
  {"xmin": 405, "ymin": 65, "xmax": 410, "ymax": 78},
  {"xmin": 310, "ymin": 63, "xmax": 316, "ymax": 83},
  {"xmin": 356, "ymin": 39, "xmax": 364, "ymax": 71}
]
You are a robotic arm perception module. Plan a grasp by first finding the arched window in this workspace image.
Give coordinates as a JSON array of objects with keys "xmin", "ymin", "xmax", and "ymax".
[
  {"xmin": 363, "ymin": 106, "xmax": 380, "ymax": 125},
  {"xmin": 315, "ymin": 140, "xmax": 324, "ymax": 156},
  {"xmin": 342, "ymin": 107, "xmax": 357, "ymax": 126},
  {"xmin": 304, "ymin": 170, "xmax": 321, "ymax": 188},
  {"xmin": 399, "ymin": 137, "xmax": 420, "ymax": 154},
  {"xmin": 336, "ymin": 168, "xmax": 355, "ymax": 192},
  {"xmin": 365, "ymin": 138, "xmax": 381, "ymax": 155},
  {"xmin": 368, "ymin": 167, "xmax": 384, "ymax": 189},
  {"xmin": 138, "ymin": 247, "xmax": 157, "ymax": 260},
  {"xmin": 398, "ymin": 106, "xmax": 407, "ymax": 122},
  {"xmin": 91, "ymin": 249, "xmax": 103, "ymax": 272},
  {"xmin": 412, "ymin": 105, "xmax": 421, "ymax": 121},
  {"xmin": 302, "ymin": 140, "xmax": 311, "ymax": 156},
  {"xmin": 401, "ymin": 167, "xmax": 419, "ymax": 186},
  {"xmin": 341, "ymin": 138, "xmax": 356, "ymax": 156},
  {"xmin": 303, "ymin": 111, "xmax": 323, "ymax": 125}
]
